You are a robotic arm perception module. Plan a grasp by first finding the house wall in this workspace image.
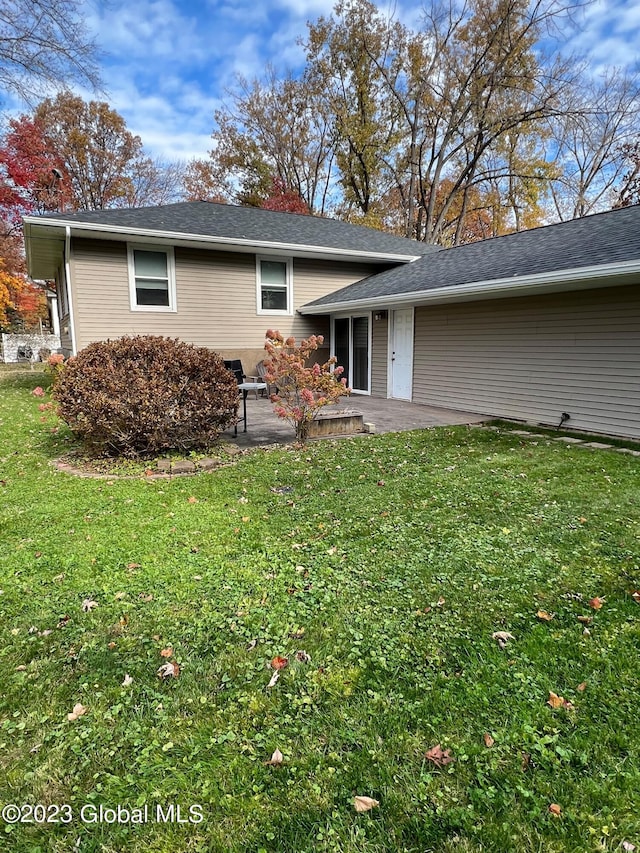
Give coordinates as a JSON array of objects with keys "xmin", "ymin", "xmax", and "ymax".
[
  {"xmin": 410, "ymin": 283, "xmax": 640, "ymax": 438},
  {"xmin": 69, "ymin": 239, "xmax": 379, "ymax": 373}
]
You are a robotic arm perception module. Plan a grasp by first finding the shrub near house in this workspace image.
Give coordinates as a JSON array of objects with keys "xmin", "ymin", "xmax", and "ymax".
[
  {"xmin": 53, "ymin": 336, "xmax": 239, "ymax": 456},
  {"xmin": 263, "ymin": 329, "xmax": 349, "ymax": 442}
]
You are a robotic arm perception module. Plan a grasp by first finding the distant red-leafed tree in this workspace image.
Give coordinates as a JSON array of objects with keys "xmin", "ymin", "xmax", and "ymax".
[
  {"xmin": 261, "ymin": 177, "xmax": 310, "ymax": 214},
  {"xmin": 0, "ymin": 116, "xmax": 69, "ymax": 229}
]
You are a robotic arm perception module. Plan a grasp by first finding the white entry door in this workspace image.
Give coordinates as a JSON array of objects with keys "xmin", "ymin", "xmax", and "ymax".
[{"xmin": 391, "ymin": 308, "xmax": 413, "ymax": 400}]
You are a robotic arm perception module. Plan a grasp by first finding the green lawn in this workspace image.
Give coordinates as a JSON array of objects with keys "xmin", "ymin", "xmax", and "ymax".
[{"xmin": 1, "ymin": 371, "xmax": 639, "ymax": 853}]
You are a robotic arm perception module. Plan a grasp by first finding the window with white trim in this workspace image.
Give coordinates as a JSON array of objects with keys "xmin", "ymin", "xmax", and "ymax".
[
  {"xmin": 128, "ymin": 245, "xmax": 176, "ymax": 311},
  {"xmin": 256, "ymin": 256, "xmax": 292, "ymax": 314}
]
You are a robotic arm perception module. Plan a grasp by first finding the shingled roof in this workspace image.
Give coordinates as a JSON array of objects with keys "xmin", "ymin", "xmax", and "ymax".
[
  {"xmin": 31, "ymin": 201, "xmax": 433, "ymax": 260},
  {"xmin": 301, "ymin": 204, "xmax": 640, "ymax": 312}
]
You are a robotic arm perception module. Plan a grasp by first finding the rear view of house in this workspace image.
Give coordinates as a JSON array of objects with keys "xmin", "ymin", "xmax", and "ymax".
[{"xmin": 24, "ymin": 201, "xmax": 640, "ymax": 439}]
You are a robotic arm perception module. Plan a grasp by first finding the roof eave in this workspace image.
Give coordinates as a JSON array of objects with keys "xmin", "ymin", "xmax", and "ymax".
[
  {"xmin": 21, "ymin": 216, "xmax": 423, "ymax": 265},
  {"xmin": 299, "ymin": 259, "xmax": 640, "ymax": 314}
]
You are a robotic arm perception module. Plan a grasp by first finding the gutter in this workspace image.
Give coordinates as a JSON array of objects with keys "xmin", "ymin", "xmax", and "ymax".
[
  {"xmin": 299, "ymin": 258, "xmax": 640, "ymax": 314},
  {"xmin": 64, "ymin": 226, "xmax": 78, "ymax": 355},
  {"xmin": 22, "ymin": 216, "xmax": 424, "ymax": 265}
]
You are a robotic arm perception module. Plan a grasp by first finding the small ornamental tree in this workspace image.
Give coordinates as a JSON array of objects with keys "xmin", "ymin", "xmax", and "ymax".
[
  {"xmin": 53, "ymin": 336, "xmax": 239, "ymax": 456},
  {"xmin": 263, "ymin": 329, "xmax": 350, "ymax": 442}
]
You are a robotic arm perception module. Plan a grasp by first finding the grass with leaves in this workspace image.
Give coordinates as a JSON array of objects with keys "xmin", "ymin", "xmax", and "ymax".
[{"xmin": 1, "ymin": 371, "xmax": 639, "ymax": 853}]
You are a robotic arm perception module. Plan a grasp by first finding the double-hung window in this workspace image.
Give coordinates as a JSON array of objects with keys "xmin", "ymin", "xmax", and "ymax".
[
  {"xmin": 128, "ymin": 245, "xmax": 176, "ymax": 311},
  {"xmin": 256, "ymin": 256, "xmax": 292, "ymax": 315}
]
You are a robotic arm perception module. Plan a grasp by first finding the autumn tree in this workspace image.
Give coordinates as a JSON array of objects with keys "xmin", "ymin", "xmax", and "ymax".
[
  {"xmin": 205, "ymin": 68, "xmax": 336, "ymax": 213},
  {"xmin": 0, "ymin": 115, "xmax": 70, "ymax": 229},
  {"xmin": 545, "ymin": 68, "xmax": 640, "ymax": 219},
  {"xmin": 615, "ymin": 141, "xmax": 640, "ymax": 208},
  {"xmin": 0, "ymin": 93, "xmax": 183, "ymax": 215},
  {"xmin": 0, "ymin": 0, "xmax": 100, "ymax": 100},
  {"xmin": 305, "ymin": 0, "xmax": 402, "ymax": 226},
  {"xmin": 261, "ymin": 177, "xmax": 310, "ymax": 214},
  {"xmin": 182, "ymin": 158, "xmax": 230, "ymax": 203},
  {"xmin": 31, "ymin": 93, "xmax": 147, "ymax": 210},
  {"xmin": 0, "ymin": 261, "xmax": 13, "ymax": 326}
]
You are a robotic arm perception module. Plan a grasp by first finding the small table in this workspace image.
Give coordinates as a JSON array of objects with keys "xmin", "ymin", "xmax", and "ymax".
[{"xmin": 235, "ymin": 382, "xmax": 268, "ymax": 433}]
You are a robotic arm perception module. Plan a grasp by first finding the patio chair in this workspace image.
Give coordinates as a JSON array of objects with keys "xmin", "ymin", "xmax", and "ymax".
[
  {"xmin": 255, "ymin": 360, "xmax": 277, "ymax": 397},
  {"xmin": 223, "ymin": 359, "xmax": 245, "ymax": 385}
]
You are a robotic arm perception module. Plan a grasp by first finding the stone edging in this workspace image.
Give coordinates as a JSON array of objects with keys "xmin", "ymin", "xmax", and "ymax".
[
  {"xmin": 52, "ymin": 449, "xmax": 244, "ymax": 480},
  {"xmin": 472, "ymin": 425, "xmax": 640, "ymax": 456}
]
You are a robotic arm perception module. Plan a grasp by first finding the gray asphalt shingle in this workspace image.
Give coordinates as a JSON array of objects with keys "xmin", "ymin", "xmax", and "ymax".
[
  {"xmin": 304, "ymin": 204, "xmax": 640, "ymax": 308},
  {"xmin": 40, "ymin": 201, "xmax": 433, "ymax": 258}
]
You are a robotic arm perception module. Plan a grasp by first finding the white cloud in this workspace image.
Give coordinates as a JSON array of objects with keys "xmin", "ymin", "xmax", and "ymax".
[
  {"xmin": 563, "ymin": 0, "xmax": 640, "ymax": 69},
  {"xmin": 40, "ymin": 0, "xmax": 640, "ymax": 166}
]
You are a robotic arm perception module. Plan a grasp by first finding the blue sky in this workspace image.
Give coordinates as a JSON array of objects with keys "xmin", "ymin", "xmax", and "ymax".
[{"xmin": 80, "ymin": 0, "xmax": 640, "ymax": 163}]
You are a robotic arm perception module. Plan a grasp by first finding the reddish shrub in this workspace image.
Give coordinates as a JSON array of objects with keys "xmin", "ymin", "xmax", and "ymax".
[{"xmin": 53, "ymin": 336, "xmax": 239, "ymax": 456}]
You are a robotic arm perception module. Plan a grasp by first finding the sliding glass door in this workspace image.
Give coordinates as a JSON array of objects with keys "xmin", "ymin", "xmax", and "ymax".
[{"xmin": 332, "ymin": 315, "xmax": 370, "ymax": 393}]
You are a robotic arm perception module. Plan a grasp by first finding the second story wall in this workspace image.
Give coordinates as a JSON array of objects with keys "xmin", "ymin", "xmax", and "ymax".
[{"xmin": 69, "ymin": 238, "xmax": 385, "ymax": 369}]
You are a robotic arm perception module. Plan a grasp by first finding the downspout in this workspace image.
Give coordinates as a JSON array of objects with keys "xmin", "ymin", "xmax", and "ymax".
[{"xmin": 64, "ymin": 225, "xmax": 77, "ymax": 355}]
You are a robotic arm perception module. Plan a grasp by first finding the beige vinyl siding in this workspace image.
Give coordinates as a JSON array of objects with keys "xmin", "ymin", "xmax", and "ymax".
[
  {"xmin": 412, "ymin": 283, "xmax": 640, "ymax": 438},
  {"xmin": 371, "ymin": 313, "xmax": 388, "ymax": 397},
  {"xmin": 69, "ymin": 238, "xmax": 378, "ymax": 371}
]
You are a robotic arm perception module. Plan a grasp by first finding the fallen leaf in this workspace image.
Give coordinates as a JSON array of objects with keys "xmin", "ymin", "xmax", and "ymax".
[
  {"xmin": 265, "ymin": 748, "xmax": 284, "ymax": 766},
  {"xmin": 187, "ymin": 496, "xmax": 198, "ymax": 504},
  {"xmin": 127, "ymin": 562, "xmax": 141, "ymax": 569},
  {"xmin": 271, "ymin": 656, "xmax": 288, "ymax": 670},
  {"xmin": 536, "ymin": 610, "xmax": 554, "ymax": 621},
  {"xmin": 139, "ymin": 593, "xmax": 153, "ymax": 602},
  {"xmin": 295, "ymin": 650, "xmax": 311, "ymax": 663},
  {"xmin": 548, "ymin": 803, "xmax": 562, "ymax": 817},
  {"xmin": 547, "ymin": 691, "xmax": 564, "ymax": 709},
  {"xmin": 266, "ymin": 670, "xmax": 280, "ymax": 689},
  {"xmin": 582, "ymin": 627, "xmax": 591, "ymax": 636},
  {"xmin": 160, "ymin": 647, "xmax": 173, "ymax": 658},
  {"xmin": 107, "ymin": 641, "xmax": 116, "ymax": 649},
  {"xmin": 246, "ymin": 639, "xmax": 258, "ymax": 652},
  {"xmin": 576, "ymin": 681, "xmax": 587, "ymax": 692},
  {"xmin": 483, "ymin": 733, "xmax": 495, "ymax": 748},
  {"xmin": 576, "ymin": 615, "xmax": 592, "ymax": 624},
  {"xmin": 15, "ymin": 665, "xmax": 27, "ymax": 672},
  {"xmin": 425, "ymin": 744, "xmax": 454, "ymax": 767},
  {"xmin": 547, "ymin": 691, "xmax": 574, "ymax": 710},
  {"xmin": 241, "ymin": 516, "xmax": 250, "ymax": 523},
  {"xmin": 492, "ymin": 631, "xmax": 515, "ymax": 650},
  {"xmin": 122, "ymin": 673, "xmax": 133, "ymax": 687},
  {"xmin": 588, "ymin": 596, "xmax": 605, "ymax": 610},
  {"xmin": 353, "ymin": 796, "xmax": 379, "ymax": 813},
  {"xmin": 629, "ymin": 590, "xmax": 640, "ymax": 604},
  {"xmin": 81, "ymin": 598, "xmax": 98, "ymax": 612},
  {"xmin": 157, "ymin": 662, "xmax": 180, "ymax": 679},
  {"xmin": 114, "ymin": 591, "xmax": 126, "ymax": 601},
  {"xmin": 436, "ymin": 596, "xmax": 445, "ymax": 606},
  {"xmin": 67, "ymin": 703, "xmax": 87, "ymax": 721}
]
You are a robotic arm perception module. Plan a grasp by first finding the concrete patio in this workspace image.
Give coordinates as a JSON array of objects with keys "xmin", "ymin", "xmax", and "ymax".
[{"xmin": 222, "ymin": 393, "xmax": 488, "ymax": 448}]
